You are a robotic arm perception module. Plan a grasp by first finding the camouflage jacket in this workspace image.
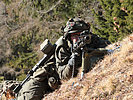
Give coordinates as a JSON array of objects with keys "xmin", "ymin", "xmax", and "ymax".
[{"xmin": 55, "ymin": 36, "xmax": 72, "ymax": 79}]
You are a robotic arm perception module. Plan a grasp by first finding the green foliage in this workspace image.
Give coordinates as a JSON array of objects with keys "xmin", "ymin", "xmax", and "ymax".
[
  {"xmin": 21, "ymin": 0, "xmax": 94, "ymax": 21},
  {"xmin": 7, "ymin": 27, "xmax": 42, "ymax": 72},
  {"xmin": 92, "ymin": 0, "xmax": 133, "ymax": 42},
  {"xmin": 3, "ymin": 0, "xmax": 12, "ymax": 5},
  {"xmin": 17, "ymin": 73, "xmax": 26, "ymax": 81}
]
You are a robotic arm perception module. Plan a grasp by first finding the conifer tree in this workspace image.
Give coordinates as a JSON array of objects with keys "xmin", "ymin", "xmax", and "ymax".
[{"xmin": 92, "ymin": 0, "xmax": 133, "ymax": 42}]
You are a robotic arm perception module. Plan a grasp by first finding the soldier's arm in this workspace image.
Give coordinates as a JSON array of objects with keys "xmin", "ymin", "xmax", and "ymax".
[
  {"xmin": 84, "ymin": 47, "xmax": 108, "ymax": 56},
  {"xmin": 55, "ymin": 37, "xmax": 73, "ymax": 80},
  {"xmin": 90, "ymin": 48, "xmax": 108, "ymax": 55}
]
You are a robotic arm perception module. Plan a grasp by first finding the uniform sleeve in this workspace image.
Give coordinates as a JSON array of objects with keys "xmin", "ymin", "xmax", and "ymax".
[
  {"xmin": 89, "ymin": 48, "xmax": 108, "ymax": 56},
  {"xmin": 89, "ymin": 33, "xmax": 111, "ymax": 49},
  {"xmin": 55, "ymin": 36, "xmax": 72, "ymax": 80},
  {"xmin": 81, "ymin": 47, "xmax": 108, "ymax": 73}
]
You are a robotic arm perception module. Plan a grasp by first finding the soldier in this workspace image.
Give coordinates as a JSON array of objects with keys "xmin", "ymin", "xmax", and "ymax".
[{"xmin": 17, "ymin": 17, "xmax": 110, "ymax": 100}]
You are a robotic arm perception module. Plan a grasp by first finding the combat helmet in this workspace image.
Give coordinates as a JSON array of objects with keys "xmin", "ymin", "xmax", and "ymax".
[{"xmin": 63, "ymin": 17, "xmax": 90, "ymax": 39}]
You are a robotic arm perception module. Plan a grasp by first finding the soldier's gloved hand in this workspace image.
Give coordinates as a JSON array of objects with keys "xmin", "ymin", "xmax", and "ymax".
[
  {"xmin": 68, "ymin": 52, "xmax": 81, "ymax": 67},
  {"xmin": 107, "ymin": 49, "xmax": 114, "ymax": 53}
]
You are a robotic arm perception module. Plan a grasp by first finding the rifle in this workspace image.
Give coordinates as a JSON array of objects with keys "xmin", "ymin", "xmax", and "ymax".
[
  {"xmin": 71, "ymin": 30, "xmax": 92, "ymax": 79},
  {"xmin": 73, "ymin": 31, "xmax": 121, "ymax": 79},
  {"xmin": 13, "ymin": 39, "xmax": 56, "ymax": 94},
  {"xmin": 72, "ymin": 30, "xmax": 91, "ymax": 53}
]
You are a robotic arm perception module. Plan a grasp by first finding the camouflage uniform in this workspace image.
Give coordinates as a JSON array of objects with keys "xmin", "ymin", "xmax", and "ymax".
[
  {"xmin": 17, "ymin": 36, "xmax": 74, "ymax": 100},
  {"xmin": 17, "ymin": 17, "xmax": 110, "ymax": 100},
  {"xmin": 17, "ymin": 56, "xmax": 58, "ymax": 100}
]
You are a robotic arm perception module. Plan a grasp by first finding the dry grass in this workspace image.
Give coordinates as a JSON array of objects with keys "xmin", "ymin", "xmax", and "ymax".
[{"xmin": 44, "ymin": 34, "xmax": 133, "ymax": 100}]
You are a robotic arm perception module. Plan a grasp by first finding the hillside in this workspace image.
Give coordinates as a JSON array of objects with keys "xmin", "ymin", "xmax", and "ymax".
[
  {"xmin": 0, "ymin": 0, "xmax": 132, "ymax": 99},
  {"xmin": 44, "ymin": 34, "xmax": 133, "ymax": 100}
]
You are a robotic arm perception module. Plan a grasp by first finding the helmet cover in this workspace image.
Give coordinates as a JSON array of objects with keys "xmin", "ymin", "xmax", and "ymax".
[{"xmin": 63, "ymin": 17, "xmax": 90, "ymax": 38}]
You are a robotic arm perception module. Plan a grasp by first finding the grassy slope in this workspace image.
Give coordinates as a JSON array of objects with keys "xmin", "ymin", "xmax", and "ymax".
[{"xmin": 44, "ymin": 34, "xmax": 133, "ymax": 100}]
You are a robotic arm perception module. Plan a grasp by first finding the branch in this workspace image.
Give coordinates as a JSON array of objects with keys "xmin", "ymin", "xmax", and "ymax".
[{"xmin": 35, "ymin": 0, "xmax": 62, "ymax": 14}]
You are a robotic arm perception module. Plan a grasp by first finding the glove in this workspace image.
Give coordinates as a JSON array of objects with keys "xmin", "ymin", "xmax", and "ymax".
[
  {"xmin": 68, "ymin": 53, "xmax": 81, "ymax": 67},
  {"xmin": 107, "ymin": 49, "xmax": 114, "ymax": 53}
]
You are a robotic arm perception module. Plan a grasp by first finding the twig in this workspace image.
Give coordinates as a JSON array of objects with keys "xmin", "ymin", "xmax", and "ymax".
[{"xmin": 35, "ymin": 0, "xmax": 62, "ymax": 14}]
